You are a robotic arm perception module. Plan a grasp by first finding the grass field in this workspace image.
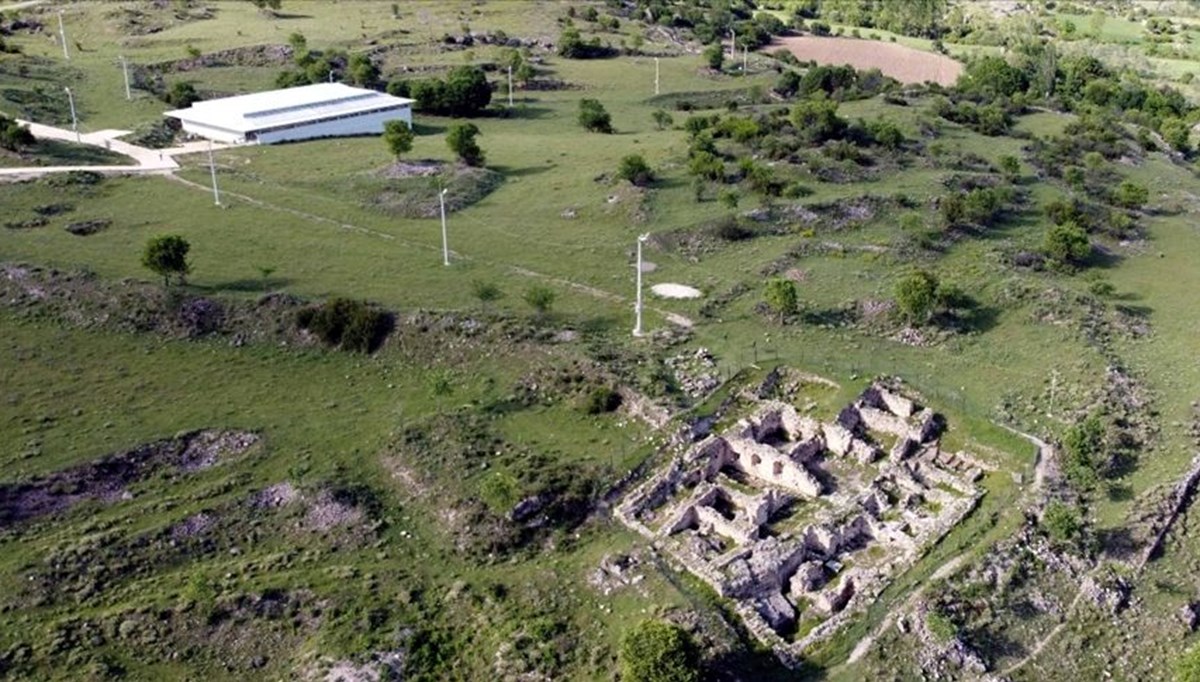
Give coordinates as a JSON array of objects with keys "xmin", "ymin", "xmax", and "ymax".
[{"xmin": 2, "ymin": 1, "xmax": 1200, "ymax": 679}]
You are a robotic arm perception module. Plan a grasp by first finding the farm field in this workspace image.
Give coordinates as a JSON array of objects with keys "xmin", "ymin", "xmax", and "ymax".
[{"xmin": 1, "ymin": 1, "xmax": 1200, "ymax": 680}]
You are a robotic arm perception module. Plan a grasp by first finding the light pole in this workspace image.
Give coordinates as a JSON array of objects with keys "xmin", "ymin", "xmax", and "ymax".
[
  {"xmin": 654, "ymin": 57, "xmax": 660, "ymax": 95},
  {"xmin": 633, "ymin": 233, "xmax": 649, "ymax": 337},
  {"xmin": 439, "ymin": 188, "xmax": 450, "ymax": 266},
  {"xmin": 207, "ymin": 140, "xmax": 221, "ymax": 206},
  {"xmin": 507, "ymin": 66, "xmax": 514, "ymax": 108},
  {"xmin": 119, "ymin": 55, "xmax": 131, "ymax": 100},
  {"xmin": 57, "ymin": 11, "xmax": 69, "ymax": 61},
  {"xmin": 63, "ymin": 87, "xmax": 79, "ymax": 142}
]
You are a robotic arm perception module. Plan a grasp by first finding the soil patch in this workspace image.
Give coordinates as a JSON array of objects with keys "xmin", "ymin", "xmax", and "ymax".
[
  {"xmin": 358, "ymin": 161, "xmax": 503, "ymax": 219},
  {"xmin": 0, "ymin": 429, "xmax": 259, "ymax": 528},
  {"xmin": 769, "ymin": 37, "xmax": 963, "ymax": 86}
]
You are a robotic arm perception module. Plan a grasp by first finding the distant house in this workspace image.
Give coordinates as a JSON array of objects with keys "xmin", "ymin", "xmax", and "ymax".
[{"xmin": 164, "ymin": 82, "xmax": 414, "ymax": 145}]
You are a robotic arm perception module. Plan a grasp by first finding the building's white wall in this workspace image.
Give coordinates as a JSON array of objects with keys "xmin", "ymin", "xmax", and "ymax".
[
  {"xmin": 180, "ymin": 121, "xmax": 245, "ymax": 144},
  {"xmin": 254, "ymin": 106, "xmax": 412, "ymax": 145}
]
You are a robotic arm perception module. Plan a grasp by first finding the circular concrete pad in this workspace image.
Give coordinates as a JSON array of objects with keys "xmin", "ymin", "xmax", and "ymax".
[{"xmin": 651, "ymin": 283, "xmax": 702, "ymax": 299}]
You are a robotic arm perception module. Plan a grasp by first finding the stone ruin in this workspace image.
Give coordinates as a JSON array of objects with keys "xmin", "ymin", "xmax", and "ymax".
[{"xmin": 615, "ymin": 377, "xmax": 990, "ymax": 667}]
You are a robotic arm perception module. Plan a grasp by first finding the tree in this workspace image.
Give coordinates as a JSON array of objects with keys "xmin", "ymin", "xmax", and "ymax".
[
  {"xmin": 894, "ymin": 269, "xmax": 939, "ymax": 324},
  {"xmin": 0, "ymin": 114, "xmax": 34, "ymax": 151},
  {"xmin": 703, "ymin": 43, "xmax": 725, "ymax": 71},
  {"xmin": 790, "ymin": 98, "xmax": 847, "ymax": 144},
  {"xmin": 618, "ymin": 620, "xmax": 700, "ymax": 682},
  {"xmin": 471, "ymin": 280, "xmax": 503, "ymax": 310},
  {"xmin": 443, "ymin": 65, "xmax": 492, "ymax": 115},
  {"xmin": 446, "ymin": 122, "xmax": 484, "ymax": 166},
  {"xmin": 763, "ymin": 277, "xmax": 798, "ymax": 323},
  {"xmin": 1043, "ymin": 221, "xmax": 1091, "ymax": 265},
  {"xmin": 347, "ymin": 53, "xmax": 381, "ymax": 89},
  {"xmin": 165, "ymin": 82, "xmax": 201, "ymax": 108},
  {"xmin": 651, "ymin": 109, "xmax": 674, "ymax": 130},
  {"xmin": 382, "ymin": 120, "xmax": 414, "ymax": 160},
  {"xmin": 578, "ymin": 98, "xmax": 613, "ymax": 133},
  {"xmin": 522, "ymin": 284, "xmax": 556, "ymax": 318},
  {"xmin": 959, "ymin": 55, "xmax": 1028, "ymax": 98},
  {"xmin": 617, "ymin": 154, "xmax": 654, "ymax": 187},
  {"xmin": 142, "ymin": 235, "xmax": 191, "ymax": 286}
]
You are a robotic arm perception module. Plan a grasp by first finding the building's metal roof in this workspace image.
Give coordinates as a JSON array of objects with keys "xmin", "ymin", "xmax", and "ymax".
[{"xmin": 165, "ymin": 83, "xmax": 414, "ymax": 133}]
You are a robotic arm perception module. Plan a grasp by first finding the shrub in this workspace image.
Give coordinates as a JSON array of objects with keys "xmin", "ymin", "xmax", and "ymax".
[
  {"xmin": 617, "ymin": 154, "xmax": 654, "ymax": 186},
  {"xmin": 1061, "ymin": 413, "xmax": 1106, "ymax": 487},
  {"xmin": 651, "ymin": 109, "xmax": 674, "ymax": 130},
  {"xmin": 1043, "ymin": 221, "xmax": 1091, "ymax": 265},
  {"xmin": 522, "ymin": 284, "xmax": 556, "ymax": 317},
  {"xmin": 296, "ymin": 298, "xmax": 392, "ymax": 353},
  {"xmin": 0, "ymin": 114, "xmax": 34, "ymax": 151},
  {"xmin": 164, "ymin": 81, "xmax": 201, "ymax": 108},
  {"xmin": 763, "ymin": 277, "xmax": 798, "ymax": 323},
  {"xmin": 618, "ymin": 620, "xmax": 699, "ymax": 682},
  {"xmin": 1042, "ymin": 501, "xmax": 1083, "ymax": 543},
  {"xmin": 703, "ymin": 43, "xmax": 724, "ymax": 70},
  {"xmin": 895, "ymin": 269, "xmax": 939, "ymax": 324},
  {"xmin": 1111, "ymin": 180, "xmax": 1149, "ymax": 210},
  {"xmin": 578, "ymin": 98, "xmax": 613, "ymax": 133},
  {"xmin": 446, "ymin": 122, "xmax": 485, "ymax": 166},
  {"xmin": 581, "ymin": 387, "xmax": 622, "ymax": 414}
]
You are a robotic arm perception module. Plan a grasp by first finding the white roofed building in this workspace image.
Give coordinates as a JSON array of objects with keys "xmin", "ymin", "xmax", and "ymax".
[{"xmin": 164, "ymin": 83, "xmax": 414, "ymax": 145}]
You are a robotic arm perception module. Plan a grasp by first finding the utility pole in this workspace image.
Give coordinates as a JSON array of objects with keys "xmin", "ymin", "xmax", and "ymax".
[
  {"xmin": 119, "ymin": 55, "xmax": 131, "ymax": 100},
  {"xmin": 439, "ymin": 188, "xmax": 450, "ymax": 266},
  {"xmin": 654, "ymin": 57, "xmax": 660, "ymax": 95},
  {"xmin": 64, "ymin": 87, "xmax": 79, "ymax": 142},
  {"xmin": 729, "ymin": 28, "xmax": 735, "ymax": 60},
  {"xmin": 743, "ymin": 45, "xmax": 748, "ymax": 72},
  {"xmin": 207, "ymin": 140, "xmax": 222, "ymax": 206},
  {"xmin": 57, "ymin": 11, "xmax": 69, "ymax": 61},
  {"xmin": 633, "ymin": 233, "xmax": 649, "ymax": 337},
  {"xmin": 507, "ymin": 66, "xmax": 513, "ymax": 108}
]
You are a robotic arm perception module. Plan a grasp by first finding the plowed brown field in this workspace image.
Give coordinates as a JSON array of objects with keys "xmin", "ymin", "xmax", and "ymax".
[{"xmin": 770, "ymin": 36, "xmax": 963, "ymax": 86}]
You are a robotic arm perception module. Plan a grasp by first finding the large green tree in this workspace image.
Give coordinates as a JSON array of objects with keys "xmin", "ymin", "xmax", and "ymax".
[
  {"xmin": 618, "ymin": 620, "xmax": 700, "ymax": 682},
  {"xmin": 382, "ymin": 120, "xmax": 414, "ymax": 160},
  {"xmin": 141, "ymin": 235, "xmax": 191, "ymax": 286}
]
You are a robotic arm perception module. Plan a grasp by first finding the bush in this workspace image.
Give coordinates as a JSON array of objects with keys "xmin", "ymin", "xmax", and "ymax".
[
  {"xmin": 763, "ymin": 277, "xmax": 798, "ymax": 323},
  {"xmin": 1111, "ymin": 180, "xmax": 1149, "ymax": 210},
  {"xmin": 1042, "ymin": 501, "xmax": 1083, "ymax": 543},
  {"xmin": 702, "ymin": 43, "xmax": 724, "ymax": 70},
  {"xmin": 618, "ymin": 620, "xmax": 699, "ymax": 682},
  {"xmin": 895, "ymin": 269, "xmax": 939, "ymax": 324},
  {"xmin": 446, "ymin": 122, "xmax": 485, "ymax": 166},
  {"xmin": 558, "ymin": 27, "xmax": 616, "ymax": 59},
  {"xmin": 1043, "ymin": 221, "xmax": 1091, "ymax": 265},
  {"xmin": 164, "ymin": 81, "xmax": 201, "ymax": 108},
  {"xmin": 578, "ymin": 98, "xmax": 613, "ymax": 133},
  {"xmin": 0, "ymin": 114, "xmax": 34, "ymax": 151},
  {"xmin": 296, "ymin": 298, "xmax": 392, "ymax": 353},
  {"xmin": 382, "ymin": 120, "xmax": 414, "ymax": 159},
  {"xmin": 617, "ymin": 154, "xmax": 654, "ymax": 186},
  {"xmin": 581, "ymin": 387, "xmax": 622, "ymax": 414},
  {"xmin": 1061, "ymin": 413, "xmax": 1106, "ymax": 487}
]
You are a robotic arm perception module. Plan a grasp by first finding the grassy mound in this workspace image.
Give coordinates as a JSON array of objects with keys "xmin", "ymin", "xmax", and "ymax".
[{"xmin": 351, "ymin": 160, "xmax": 504, "ymax": 219}]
